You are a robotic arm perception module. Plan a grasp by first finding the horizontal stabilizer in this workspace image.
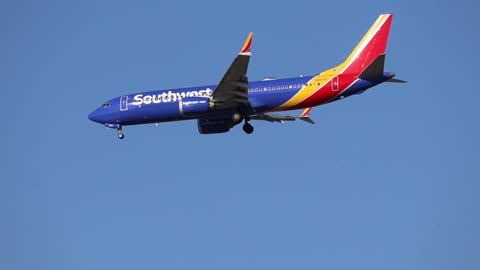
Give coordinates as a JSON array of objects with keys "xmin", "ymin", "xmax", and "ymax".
[{"xmin": 386, "ymin": 78, "xmax": 408, "ymax": 83}]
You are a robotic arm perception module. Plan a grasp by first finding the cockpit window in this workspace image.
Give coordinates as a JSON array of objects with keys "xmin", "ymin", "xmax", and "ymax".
[{"xmin": 102, "ymin": 102, "xmax": 111, "ymax": 108}]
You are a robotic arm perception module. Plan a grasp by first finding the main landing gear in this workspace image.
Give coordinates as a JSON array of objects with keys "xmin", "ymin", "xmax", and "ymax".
[
  {"xmin": 233, "ymin": 112, "xmax": 253, "ymax": 134},
  {"xmin": 242, "ymin": 119, "xmax": 254, "ymax": 134}
]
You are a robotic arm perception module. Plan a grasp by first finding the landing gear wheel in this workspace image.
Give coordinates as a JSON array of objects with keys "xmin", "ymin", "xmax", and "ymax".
[
  {"xmin": 243, "ymin": 123, "xmax": 254, "ymax": 134},
  {"xmin": 232, "ymin": 112, "xmax": 243, "ymax": 123},
  {"xmin": 117, "ymin": 132, "xmax": 125, "ymax": 140}
]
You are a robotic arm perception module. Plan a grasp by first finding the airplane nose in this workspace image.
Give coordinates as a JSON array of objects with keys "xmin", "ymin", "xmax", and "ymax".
[{"xmin": 88, "ymin": 110, "xmax": 101, "ymax": 123}]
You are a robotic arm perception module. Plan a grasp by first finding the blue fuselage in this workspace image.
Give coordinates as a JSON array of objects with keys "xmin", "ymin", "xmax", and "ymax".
[
  {"xmin": 88, "ymin": 73, "xmax": 391, "ymax": 126},
  {"xmin": 89, "ymin": 76, "xmax": 313, "ymax": 125}
]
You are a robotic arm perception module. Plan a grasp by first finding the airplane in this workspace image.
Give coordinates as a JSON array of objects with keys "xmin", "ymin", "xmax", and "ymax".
[{"xmin": 88, "ymin": 14, "xmax": 405, "ymax": 139}]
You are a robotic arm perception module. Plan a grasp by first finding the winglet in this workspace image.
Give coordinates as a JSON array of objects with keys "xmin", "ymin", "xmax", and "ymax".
[
  {"xmin": 239, "ymin": 32, "xmax": 253, "ymax": 55},
  {"xmin": 300, "ymin": 107, "xmax": 312, "ymax": 118},
  {"xmin": 299, "ymin": 107, "xmax": 315, "ymax": 124}
]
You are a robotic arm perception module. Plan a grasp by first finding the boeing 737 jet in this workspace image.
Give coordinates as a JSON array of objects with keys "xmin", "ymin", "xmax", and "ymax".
[{"xmin": 89, "ymin": 14, "xmax": 405, "ymax": 139}]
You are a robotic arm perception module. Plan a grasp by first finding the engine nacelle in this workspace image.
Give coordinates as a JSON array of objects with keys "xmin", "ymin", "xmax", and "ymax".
[
  {"xmin": 179, "ymin": 97, "xmax": 211, "ymax": 117},
  {"xmin": 197, "ymin": 119, "xmax": 232, "ymax": 134}
]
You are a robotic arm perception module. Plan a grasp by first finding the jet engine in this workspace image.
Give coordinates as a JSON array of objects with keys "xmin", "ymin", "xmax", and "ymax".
[
  {"xmin": 179, "ymin": 97, "xmax": 212, "ymax": 117},
  {"xmin": 197, "ymin": 119, "xmax": 233, "ymax": 134}
]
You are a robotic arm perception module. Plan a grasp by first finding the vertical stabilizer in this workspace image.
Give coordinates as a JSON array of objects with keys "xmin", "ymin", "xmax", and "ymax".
[{"xmin": 339, "ymin": 14, "xmax": 393, "ymax": 75}]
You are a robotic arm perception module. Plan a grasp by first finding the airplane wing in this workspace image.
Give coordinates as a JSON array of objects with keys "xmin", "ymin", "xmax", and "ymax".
[
  {"xmin": 250, "ymin": 108, "xmax": 315, "ymax": 124},
  {"xmin": 211, "ymin": 32, "xmax": 253, "ymax": 112}
]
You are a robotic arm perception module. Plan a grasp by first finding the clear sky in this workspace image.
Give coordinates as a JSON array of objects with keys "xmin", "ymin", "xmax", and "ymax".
[{"xmin": 2, "ymin": 0, "xmax": 479, "ymax": 269}]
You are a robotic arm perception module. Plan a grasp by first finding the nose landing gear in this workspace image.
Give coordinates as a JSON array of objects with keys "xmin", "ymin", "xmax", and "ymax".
[
  {"xmin": 117, "ymin": 127, "xmax": 124, "ymax": 139},
  {"xmin": 104, "ymin": 123, "xmax": 125, "ymax": 140}
]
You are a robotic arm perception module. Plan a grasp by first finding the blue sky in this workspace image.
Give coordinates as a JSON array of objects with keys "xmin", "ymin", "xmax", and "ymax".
[{"xmin": 2, "ymin": 0, "xmax": 479, "ymax": 269}]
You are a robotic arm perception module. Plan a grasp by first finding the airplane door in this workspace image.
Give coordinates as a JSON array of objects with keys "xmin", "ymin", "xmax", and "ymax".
[
  {"xmin": 120, "ymin": 96, "xmax": 128, "ymax": 111},
  {"xmin": 331, "ymin": 76, "xmax": 339, "ymax": 92}
]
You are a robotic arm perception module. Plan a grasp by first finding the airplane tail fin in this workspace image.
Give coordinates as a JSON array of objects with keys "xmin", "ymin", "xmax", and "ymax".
[{"xmin": 339, "ymin": 14, "xmax": 393, "ymax": 77}]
